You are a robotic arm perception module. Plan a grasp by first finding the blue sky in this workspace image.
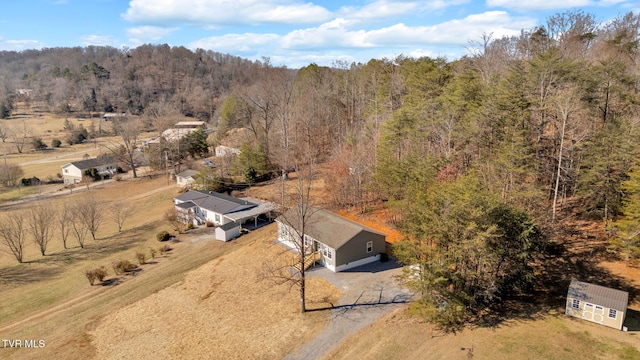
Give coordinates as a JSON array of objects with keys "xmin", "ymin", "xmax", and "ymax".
[{"xmin": 0, "ymin": 0, "xmax": 638, "ymax": 68}]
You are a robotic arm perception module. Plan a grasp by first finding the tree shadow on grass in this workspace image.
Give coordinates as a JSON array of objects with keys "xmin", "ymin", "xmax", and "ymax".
[
  {"xmin": 623, "ymin": 309, "xmax": 640, "ymax": 331},
  {"xmin": 0, "ymin": 223, "xmax": 158, "ymax": 287},
  {"xmin": 34, "ymin": 222, "xmax": 158, "ymax": 266},
  {"xmin": 305, "ymin": 288, "xmax": 413, "ymax": 316},
  {"xmin": 474, "ymin": 229, "xmax": 640, "ymax": 330},
  {"xmin": 99, "ymin": 277, "xmax": 122, "ymax": 287},
  {"xmin": 0, "ymin": 263, "xmax": 65, "ymax": 286}
]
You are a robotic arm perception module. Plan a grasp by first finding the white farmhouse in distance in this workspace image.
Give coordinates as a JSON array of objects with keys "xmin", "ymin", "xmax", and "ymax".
[
  {"xmin": 61, "ymin": 158, "xmax": 117, "ymax": 184},
  {"xmin": 215, "ymin": 145, "xmax": 240, "ymax": 157}
]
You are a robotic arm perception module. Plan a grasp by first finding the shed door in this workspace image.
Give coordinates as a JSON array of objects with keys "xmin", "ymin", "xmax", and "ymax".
[
  {"xmin": 593, "ymin": 305, "xmax": 605, "ymax": 324},
  {"xmin": 582, "ymin": 303, "xmax": 604, "ymax": 324},
  {"xmin": 582, "ymin": 303, "xmax": 594, "ymax": 321}
]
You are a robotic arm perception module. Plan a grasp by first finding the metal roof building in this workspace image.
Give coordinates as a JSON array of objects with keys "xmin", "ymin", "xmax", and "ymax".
[{"xmin": 566, "ymin": 279, "xmax": 629, "ymax": 330}]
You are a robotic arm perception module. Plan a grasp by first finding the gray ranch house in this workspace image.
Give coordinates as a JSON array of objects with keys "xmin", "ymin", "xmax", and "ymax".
[
  {"xmin": 61, "ymin": 157, "xmax": 117, "ymax": 185},
  {"xmin": 174, "ymin": 190, "xmax": 277, "ymax": 241},
  {"xmin": 276, "ymin": 206, "xmax": 387, "ymax": 272},
  {"xmin": 566, "ymin": 279, "xmax": 629, "ymax": 330}
]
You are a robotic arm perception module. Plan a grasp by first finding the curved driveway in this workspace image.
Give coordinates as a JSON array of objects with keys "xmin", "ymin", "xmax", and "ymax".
[{"xmin": 285, "ymin": 259, "xmax": 413, "ymax": 360}]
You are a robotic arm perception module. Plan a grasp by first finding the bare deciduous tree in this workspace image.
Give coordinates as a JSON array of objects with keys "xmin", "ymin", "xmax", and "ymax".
[
  {"xmin": 57, "ymin": 202, "xmax": 72, "ymax": 249},
  {"xmin": 111, "ymin": 117, "xmax": 142, "ymax": 178},
  {"xmin": 108, "ymin": 202, "xmax": 134, "ymax": 232},
  {"xmin": 164, "ymin": 208, "xmax": 186, "ymax": 234},
  {"xmin": 0, "ymin": 212, "xmax": 27, "ymax": 263},
  {"xmin": 27, "ymin": 203, "xmax": 55, "ymax": 256},
  {"xmin": 0, "ymin": 164, "xmax": 24, "ymax": 187},
  {"xmin": 77, "ymin": 193, "xmax": 103, "ymax": 240},
  {"xmin": 261, "ymin": 149, "xmax": 318, "ymax": 313},
  {"xmin": 7, "ymin": 119, "xmax": 29, "ymax": 154},
  {"xmin": 70, "ymin": 214, "xmax": 89, "ymax": 249},
  {"xmin": 0, "ymin": 126, "xmax": 7, "ymax": 142}
]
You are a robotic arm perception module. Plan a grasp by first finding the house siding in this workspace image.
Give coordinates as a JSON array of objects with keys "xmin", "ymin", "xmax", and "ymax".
[
  {"xmin": 334, "ymin": 230, "xmax": 385, "ymax": 268},
  {"xmin": 62, "ymin": 164, "xmax": 84, "ymax": 184},
  {"xmin": 565, "ymin": 280, "xmax": 629, "ymax": 330},
  {"xmin": 62, "ymin": 161, "xmax": 116, "ymax": 184},
  {"xmin": 215, "ymin": 224, "xmax": 240, "ymax": 241},
  {"xmin": 177, "ymin": 176, "xmax": 194, "ymax": 187},
  {"xmin": 566, "ymin": 296, "xmax": 625, "ymax": 330},
  {"xmin": 276, "ymin": 220, "xmax": 385, "ymax": 272}
]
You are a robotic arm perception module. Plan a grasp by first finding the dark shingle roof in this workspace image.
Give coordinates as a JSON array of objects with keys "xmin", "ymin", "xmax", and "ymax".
[
  {"xmin": 276, "ymin": 206, "xmax": 386, "ymax": 250},
  {"xmin": 176, "ymin": 169, "xmax": 199, "ymax": 178},
  {"xmin": 568, "ymin": 279, "xmax": 629, "ymax": 311},
  {"xmin": 67, "ymin": 157, "xmax": 114, "ymax": 170},
  {"xmin": 176, "ymin": 202, "xmax": 196, "ymax": 209},
  {"xmin": 174, "ymin": 190, "xmax": 256, "ymax": 215},
  {"xmin": 219, "ymin": 221, "xmax": 239, "ymax": 231}
]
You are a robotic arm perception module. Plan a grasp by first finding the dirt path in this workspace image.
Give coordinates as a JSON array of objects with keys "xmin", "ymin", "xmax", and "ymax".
[
  {"xmin": 285, "ymin": 260, "xmax": 413, "ymax": 360},
  {"xmin": 0, "ymin": 276, "xmax": 111, "ymax": 334},
  {"xmin": 17, "ymin": 147, "xmax": 102, "ymax": 166}
]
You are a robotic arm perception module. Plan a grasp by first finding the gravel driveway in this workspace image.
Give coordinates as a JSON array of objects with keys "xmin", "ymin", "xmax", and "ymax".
[{"xmin": 285, "ymin": 259, "xmax": 414, "ymax": 360}]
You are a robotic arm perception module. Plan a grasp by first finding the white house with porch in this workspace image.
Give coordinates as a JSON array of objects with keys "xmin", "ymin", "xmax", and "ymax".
[
  {"xmin": 61, "ymin": 157, "xmax": 117, "ymax": 185},
  {"xmin": 174, "ymin": 190, "xmax": 277, "ymax": 241}
]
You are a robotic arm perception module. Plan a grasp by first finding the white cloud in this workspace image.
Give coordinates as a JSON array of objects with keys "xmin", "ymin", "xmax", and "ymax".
[
  {"xmin": 487, "ymin": 0, "xmax": 596, "ymax": 10},
  {"xmin": 2, "ymin": 39, "xmax": 44, "ymax": 51},
  {"xmin": 80, "ymin": 35, "xmax": 119, "ymax": 47},
  {"xmin": 127, "ymin": 26, "xmax": 179, "ymax": 46},
  {"xmin": 189, "ymin": 33, "xmax": 280, "ymax": 53},
  {"xmin": 335, "ymin": 1, "xmax": 471, "ymax": 27},
  {"xmin": 123, "ymin": 0, "xmax": 332, "ymax": 26},
  {"xmin": 281, "ymin": 11, "xmax": 533, "ymax": 50},
  {"xmin": 338, "ymin": 1, "xmax": 420, "ymax": 22}
]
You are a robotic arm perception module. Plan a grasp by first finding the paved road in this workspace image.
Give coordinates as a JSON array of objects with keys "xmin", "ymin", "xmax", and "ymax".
[{"xmin": 285, "ymin": 259, "xmax": 413, "ymax": 360}]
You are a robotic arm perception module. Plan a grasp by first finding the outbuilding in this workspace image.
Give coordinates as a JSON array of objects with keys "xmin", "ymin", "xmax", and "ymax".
[
  {"xmin": 215, "ymin": 221, "xmax": 241, "ymax": 242},
  {"xmin": 176, "ymin": 169, "xmax": 199, "ymax": 188},
  {"xmin": 565, "ymin": 279, "xmax": 629, "ymax": 330}
]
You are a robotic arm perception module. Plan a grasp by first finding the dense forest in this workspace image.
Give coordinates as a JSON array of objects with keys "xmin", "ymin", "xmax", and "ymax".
[{"xmin": 2, "ymin": 10, "xmax": 640, "ymax": 327}]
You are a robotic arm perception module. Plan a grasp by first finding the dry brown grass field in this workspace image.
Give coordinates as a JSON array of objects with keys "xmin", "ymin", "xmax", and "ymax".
[
  {"xmin": 322, "ymin": 305, "xmax": 640, "ymax": 360},
  {"xmin": 2, "ymin": 110, "xmax": 640, "ymax": 359},
  {"xmin": 0, "ymin": 110, "xmax": 157, "ymax": 184}
]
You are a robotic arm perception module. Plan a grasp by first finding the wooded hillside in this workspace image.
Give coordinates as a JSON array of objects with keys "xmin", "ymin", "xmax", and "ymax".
[{"xmin": 2, "ymin": 9, "xmax": 640, "ymax": 327}]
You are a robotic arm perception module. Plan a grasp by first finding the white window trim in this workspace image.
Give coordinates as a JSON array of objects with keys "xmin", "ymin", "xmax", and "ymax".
[
  {"xmin": 571, "ymin": 299, "xmax": 580, "ymax": 309},
  {"xmin": 608, "ymin": 308, "xmax": 617, "ymax": 319},
  {"xmin": 366, "ymin": 241, "xmax": 373, "ymax": 253}
]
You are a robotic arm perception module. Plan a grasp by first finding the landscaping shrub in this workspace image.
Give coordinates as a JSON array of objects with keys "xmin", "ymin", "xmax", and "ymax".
[
  {"xmin": 84, "ymin": 266, "xmax": 108, "ymax": 285},
  {"xmin": 205, "ymin": 220, "xmax": 214, "ymax": 227},
  {"xmin": 187, "ymin": 223, "xmax": 195, "ymax": 230},
  {"xmin": 111, "ymin": 259, "xmax": 138, "ymax": 275},
  {"xmin": 51, "ymin": 138, "xmax": 62, "ymax": 148},
  {"xmin": 135, "ymin": 251, "xmax": 147, "ymax": 265},
  {"xmin": 156, "ymin": 230, "xmax": 171, "ymax": 242},
  {"xmin": 159, "ymin": 244, "xmax": 172, "ymax": 255},
  {"xmin": 149, "ymin": 247, "xmax": 157, "ymax": 259},
  {"xmin": 32, "ymin": 137, "xmax": 47, "ymax": 150}
]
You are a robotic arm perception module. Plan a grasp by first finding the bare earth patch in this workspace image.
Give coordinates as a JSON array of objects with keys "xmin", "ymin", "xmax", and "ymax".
[{"xmin": 90, "ymin": 224, "xmax": 341, "ymax": 359}]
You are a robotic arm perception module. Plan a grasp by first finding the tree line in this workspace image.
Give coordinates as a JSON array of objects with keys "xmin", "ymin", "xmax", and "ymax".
[
  {"xmin": 0, "ymin": 193, "xmax": 133, "ymax": 263},
  {"xmin": 3, "ymin": 9, "xmax": 640, "ymax": 325}
]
